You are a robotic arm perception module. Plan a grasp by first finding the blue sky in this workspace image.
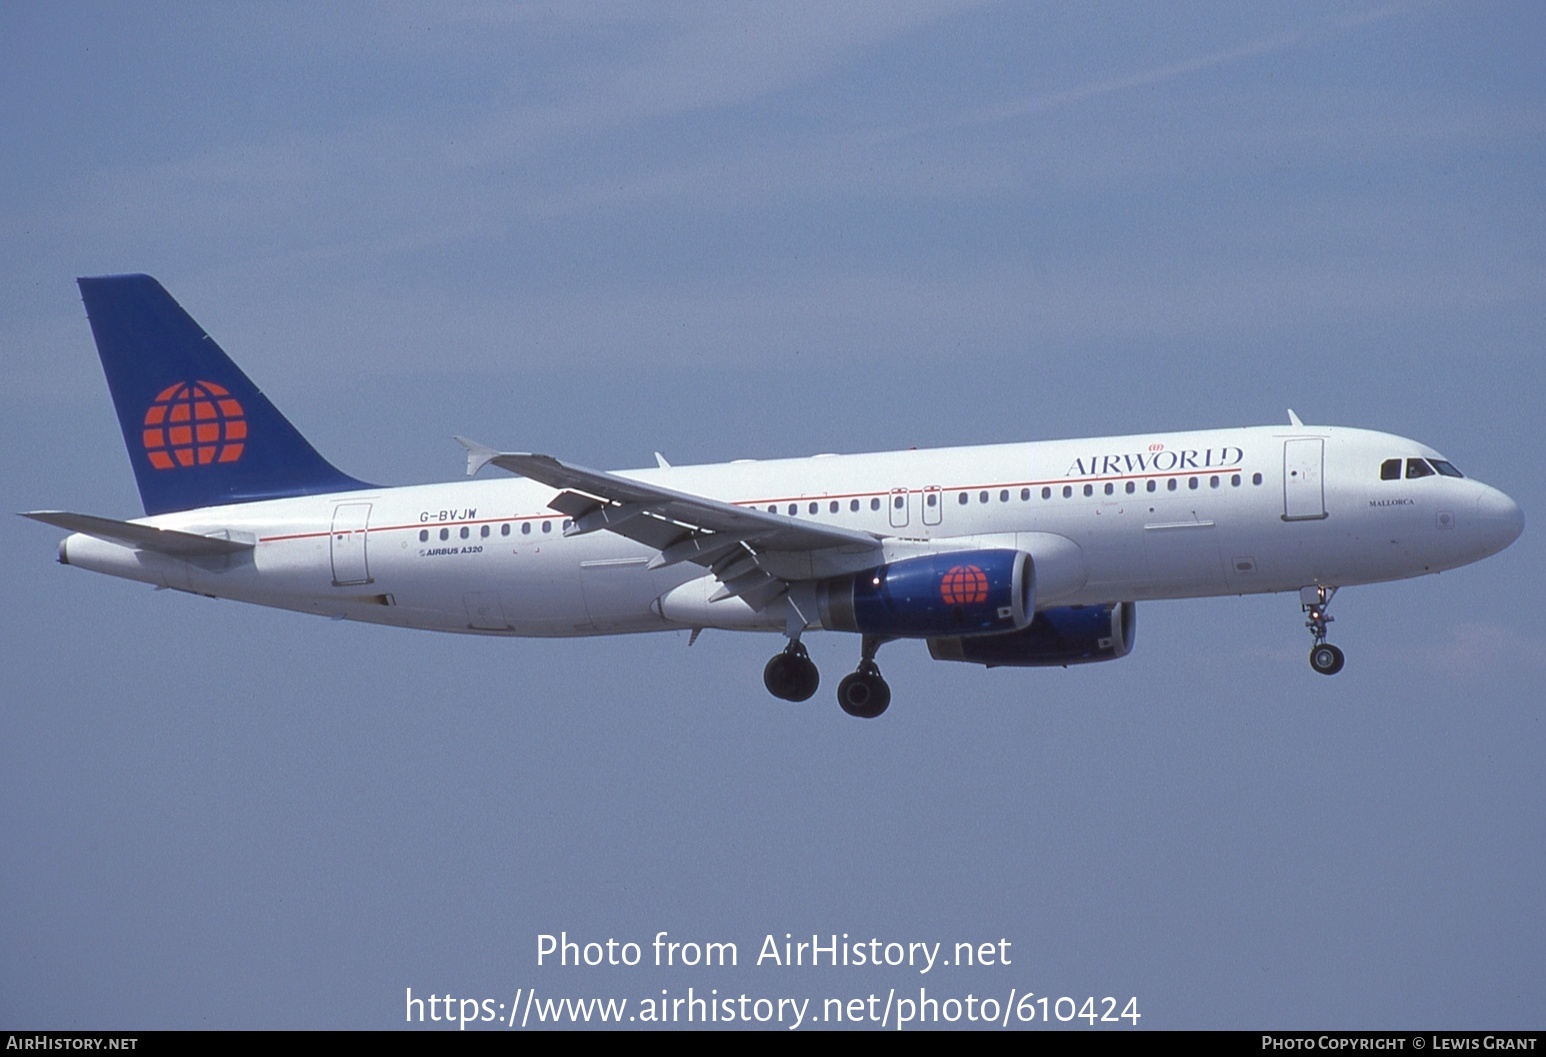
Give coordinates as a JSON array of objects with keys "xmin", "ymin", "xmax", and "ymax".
[{"xmin": 3, "ymin": 1, "xmax": 1542, "ymax": 1029}]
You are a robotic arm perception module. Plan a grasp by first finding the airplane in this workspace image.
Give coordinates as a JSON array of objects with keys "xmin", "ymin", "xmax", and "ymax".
[{"xmin": 24, "ymin": 274, "xmax": 1524, "ymax": 718}]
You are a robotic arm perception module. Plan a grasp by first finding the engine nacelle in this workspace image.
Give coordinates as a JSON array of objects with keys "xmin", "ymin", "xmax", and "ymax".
[
  {"xmin": 927, "ymin": 601, "xmax": 1136, "ymax": 667},
  {"xmin": 817, "ymin": 549, "xmax": 1033, "ymax": 638}
]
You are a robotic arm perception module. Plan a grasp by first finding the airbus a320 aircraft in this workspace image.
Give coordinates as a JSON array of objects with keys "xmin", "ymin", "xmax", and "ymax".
[{"xmin": 25, "ymin": 275, "xmax": 1524, "ymax": 717}]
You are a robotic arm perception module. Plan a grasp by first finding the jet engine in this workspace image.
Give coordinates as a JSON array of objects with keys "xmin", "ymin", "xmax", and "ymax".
[
  {"xmin": 927, "ymin": 602, "xmax": 1136, "ymax": 667},
  {"xmin": 816, "ymin": 549, "xmax": 1033, "ymax": 638}
]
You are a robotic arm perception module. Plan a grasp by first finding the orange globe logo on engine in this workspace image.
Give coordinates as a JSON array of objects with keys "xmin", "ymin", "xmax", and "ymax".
[
  {"xmin": 939, "ymin": 564, "xmax": 989, "ymax": 606},
  {"xmin": 142, "ymin": 382, "xmax": 247, "ymax": 469}
]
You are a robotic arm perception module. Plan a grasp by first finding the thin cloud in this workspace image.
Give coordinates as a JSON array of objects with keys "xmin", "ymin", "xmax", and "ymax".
[
  {"xmin": 957, "ymin": 1, "xmax": 1429, "ymax": 127},
  {"xmin": 1416, "ymin": 623, "xmax": 1546, "ymax": 672}
]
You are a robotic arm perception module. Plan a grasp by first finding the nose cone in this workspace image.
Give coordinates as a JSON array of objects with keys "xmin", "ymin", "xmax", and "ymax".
[{"xmin": 1474, "ymin": 486, "xmax": 1524, "ymax": 557}]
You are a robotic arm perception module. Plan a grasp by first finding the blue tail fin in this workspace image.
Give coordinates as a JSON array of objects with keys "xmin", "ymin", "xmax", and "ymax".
[{"xmin": 78, "ymin": 274, "xmax": 372, "ymax": 515}]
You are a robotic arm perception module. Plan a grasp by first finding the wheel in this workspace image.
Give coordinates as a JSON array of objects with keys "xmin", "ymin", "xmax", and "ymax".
[
  {"xmin": 1309, "ymin": 642, "xmax": 1345, "ymax": 676},
  {"xmin": 837, "ymin": 670, "xmax": 891, "ymax": 718},
  {"xmin": 789, "ymin": 654, "xmax": 820, "ymax": 701},
  {"xmin": 764, "ymin": 651, "xmax": 819, "ymax": 701}
]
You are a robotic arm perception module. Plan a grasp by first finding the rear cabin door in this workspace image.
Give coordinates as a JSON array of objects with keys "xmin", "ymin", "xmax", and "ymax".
[{"xmin": 330, "ymin": 502, "xmax": 373, "ymax": 585}]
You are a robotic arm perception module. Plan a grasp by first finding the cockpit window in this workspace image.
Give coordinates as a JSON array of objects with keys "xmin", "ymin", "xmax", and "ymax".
[
  {"xmin": 1380, "ymin": 459, "xmax": 1401, "ymax": 481},
  {"xmin": 1430, "ymin": 459, "xmax": 1464, "ymax": 478},
  {"xmin": 1406, "ymin": 458, "xmax": 1435, "ymax": 479}
]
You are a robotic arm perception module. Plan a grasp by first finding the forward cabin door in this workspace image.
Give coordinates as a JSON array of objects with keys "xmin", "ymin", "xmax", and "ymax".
[{"xmin": 1282, "ymin": 439, "xmax": 1327, "ymax": 521}]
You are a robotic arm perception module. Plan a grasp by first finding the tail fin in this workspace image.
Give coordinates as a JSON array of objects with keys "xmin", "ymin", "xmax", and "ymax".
[{"xmin": 77, "ymin": 274, "xmax": 371, "ymax": 515}]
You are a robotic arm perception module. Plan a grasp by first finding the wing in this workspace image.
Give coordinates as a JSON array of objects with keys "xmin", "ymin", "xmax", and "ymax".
[{"xmin": 457, "ymin": 438, "xmax": 884, "ymax": 611}]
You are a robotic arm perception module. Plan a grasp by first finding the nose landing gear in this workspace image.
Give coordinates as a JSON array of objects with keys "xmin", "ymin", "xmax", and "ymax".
[{"xmin": 1301, "ymin": 585, "xmax": 1345, "ymax": 675}]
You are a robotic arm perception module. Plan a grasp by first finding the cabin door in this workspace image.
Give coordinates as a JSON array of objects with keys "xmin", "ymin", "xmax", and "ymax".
[
  {"xmin": 330, "ymin": 502, "xmax": 373, "ymax": 585},
  {"xmin": 1282, "ymin": 439, "xmax": 1327, "ymax": 521}
]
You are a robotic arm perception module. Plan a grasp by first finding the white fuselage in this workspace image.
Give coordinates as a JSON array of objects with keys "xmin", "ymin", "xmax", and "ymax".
[{"xmin": 59, "ymin": 423, "xmax": 1523, "ymax": 638}]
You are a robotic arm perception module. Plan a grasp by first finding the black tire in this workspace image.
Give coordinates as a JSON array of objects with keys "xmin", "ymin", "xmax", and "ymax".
[
  {"xmin": 764, "ymin": 652, "xmax": 819, "ymax": 701},
  {"xmin": 838, "ymin": 671, "xmax": 891, "ymax": 718},
  {"xmin": 1309, "ymin": 643, "xmax": 1345, "ymax": 676},
  {"xmin": 789, "ymin": 655, "xmax": 820, "ymax": 701}
]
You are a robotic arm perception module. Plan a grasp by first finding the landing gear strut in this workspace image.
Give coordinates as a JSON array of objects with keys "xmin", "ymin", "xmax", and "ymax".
[
  {"xmin": 1301, "ymin": 585, "xmax": 1345, "ymax": 676},
  {"xmin": 837, "ymin": 635, "xmax": 892, "ymax": 718},
  {"xmin": 764, "ymin": 639, "xmax": 820, "ymax": 701}
]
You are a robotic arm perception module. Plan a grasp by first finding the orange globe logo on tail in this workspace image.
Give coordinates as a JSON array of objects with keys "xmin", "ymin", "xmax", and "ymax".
[
  {"xmin": 142, "ymin": 382, "xmax": 247, "ymax": 469},
  {"xmin": 939, "ymin": 564, "xmax": 989, "ymax": 606}
]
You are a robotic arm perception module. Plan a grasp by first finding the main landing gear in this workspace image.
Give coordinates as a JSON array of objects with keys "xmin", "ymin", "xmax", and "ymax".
[
  {"xmin": 763, "ymin": 639, "xmax": 819, "ymax": 702},
  {"xmin": 836, "ymin": 636, "xmax": 892, "ymax": 719},
  {"xmin": 1301, "ymin": 585, "xmax": 1346, "ymax": 676},
  {"xmin": 762, "ymin": 634, "xmax": 894, "ymax": 717}
]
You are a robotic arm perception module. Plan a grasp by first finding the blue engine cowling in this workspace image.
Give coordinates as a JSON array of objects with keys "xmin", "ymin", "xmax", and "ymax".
[
  {"xmin": 816, "ymin": 549, "xmax": 1033, "ymax": 638},
  {"xmin": 927, "ymin": 602, "xmax": 1136, "ymax": 667}
]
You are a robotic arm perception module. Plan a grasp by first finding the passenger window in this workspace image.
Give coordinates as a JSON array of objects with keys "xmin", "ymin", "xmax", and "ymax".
[
  {"xmin": 850, "ymin": 499, "xmax": 860, "ymax": 512},
  {"xmin": 501, "ymin": 524, "xmax": 510, "ymax": 536},
  {"xmin": 1210, "ymin": 476, "xmax": 1219, "ymax": 488},
  {"xmin": 1146, "ymin": 480, "xmax": 1156, "ymax": 493},
  {"xmin": 521, "ymin": 522, "xmax": 531, "ymax": 535},
  {"xmin": 926, "ymin": 494, "xmax": 937, "ymax": 508},
  {"xmin": 1380, "ymin": 458, "xmax": 1402, "ymax": 481},
  {"xmin": 1021, "ymin": 488, "xmax": 1030, "ymax": 501},
  {"xmin": 419, "ymin": 529, "xmax": 428, "ymax": 542},
  {"xmin": 1041, "ymin": 487, "xmax": 1051, "ymax": 500},
  {"xmin": 1000, "ymin": 489, "xmax": 1009, "ymax": 503},
  {"xmin": 1083, "ymin": 484, "xmax": 1093, "ymax": 497},
  {"xmin": 480, "ymin": 525, "xmax": 490, "ymax": 538},
  {"xmin": 1231, "ymin": 474, "xmax": 1240, "ymax": 487},
  {"xmin": 870, "ymin": 498, "xmax": 881, "ymax": 511},
  {"xmin": 1167, "ymin": 479, "xmax": 1178, "ymax": 492},
  {"xmin": 1126, "ymin": 481, "xmax": 1135, "ymax": 494},
  {"xmin": 788, "ymin": 503, "xmax": 798, "ymax": 515},
  {"xmin": 809, "ymin": 502, "xmax": 819, "ymax": 515},
  {"xmin": 1252, "ymin": 473, "xmax": 1263, "ymax": 485},
  {"xmin": 439, "ymin": 528, "xmax": 449, "ymax": 541},
  {"xmin": 894, "ymin": 495, "xmax": 905, "ymax": 509},
  {"xmin": 1062, "ymin": 486, "xmax": 1072, "ymax": 498},
  {"xmin": 1406, "ymin": 458, "xmax": 1434, "ymax": 479},
  {"xmin": 979, "ymin": 491, "xmax": 989, "ymax": 504},
  {"xmin": 542, "ymin": 522, "xmax": 551, "ymax": 533}
]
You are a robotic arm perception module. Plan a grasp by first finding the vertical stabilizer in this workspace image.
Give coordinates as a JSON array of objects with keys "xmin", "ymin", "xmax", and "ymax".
[{"xmin": 77, "ymin": 274, "xmax": 371, "ymax": 515}]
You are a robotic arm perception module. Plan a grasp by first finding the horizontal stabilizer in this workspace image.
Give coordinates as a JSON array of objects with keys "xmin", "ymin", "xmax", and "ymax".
[{"xmin": 21, "ymin": 511, "xmax": 255, "ymax": 557}]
